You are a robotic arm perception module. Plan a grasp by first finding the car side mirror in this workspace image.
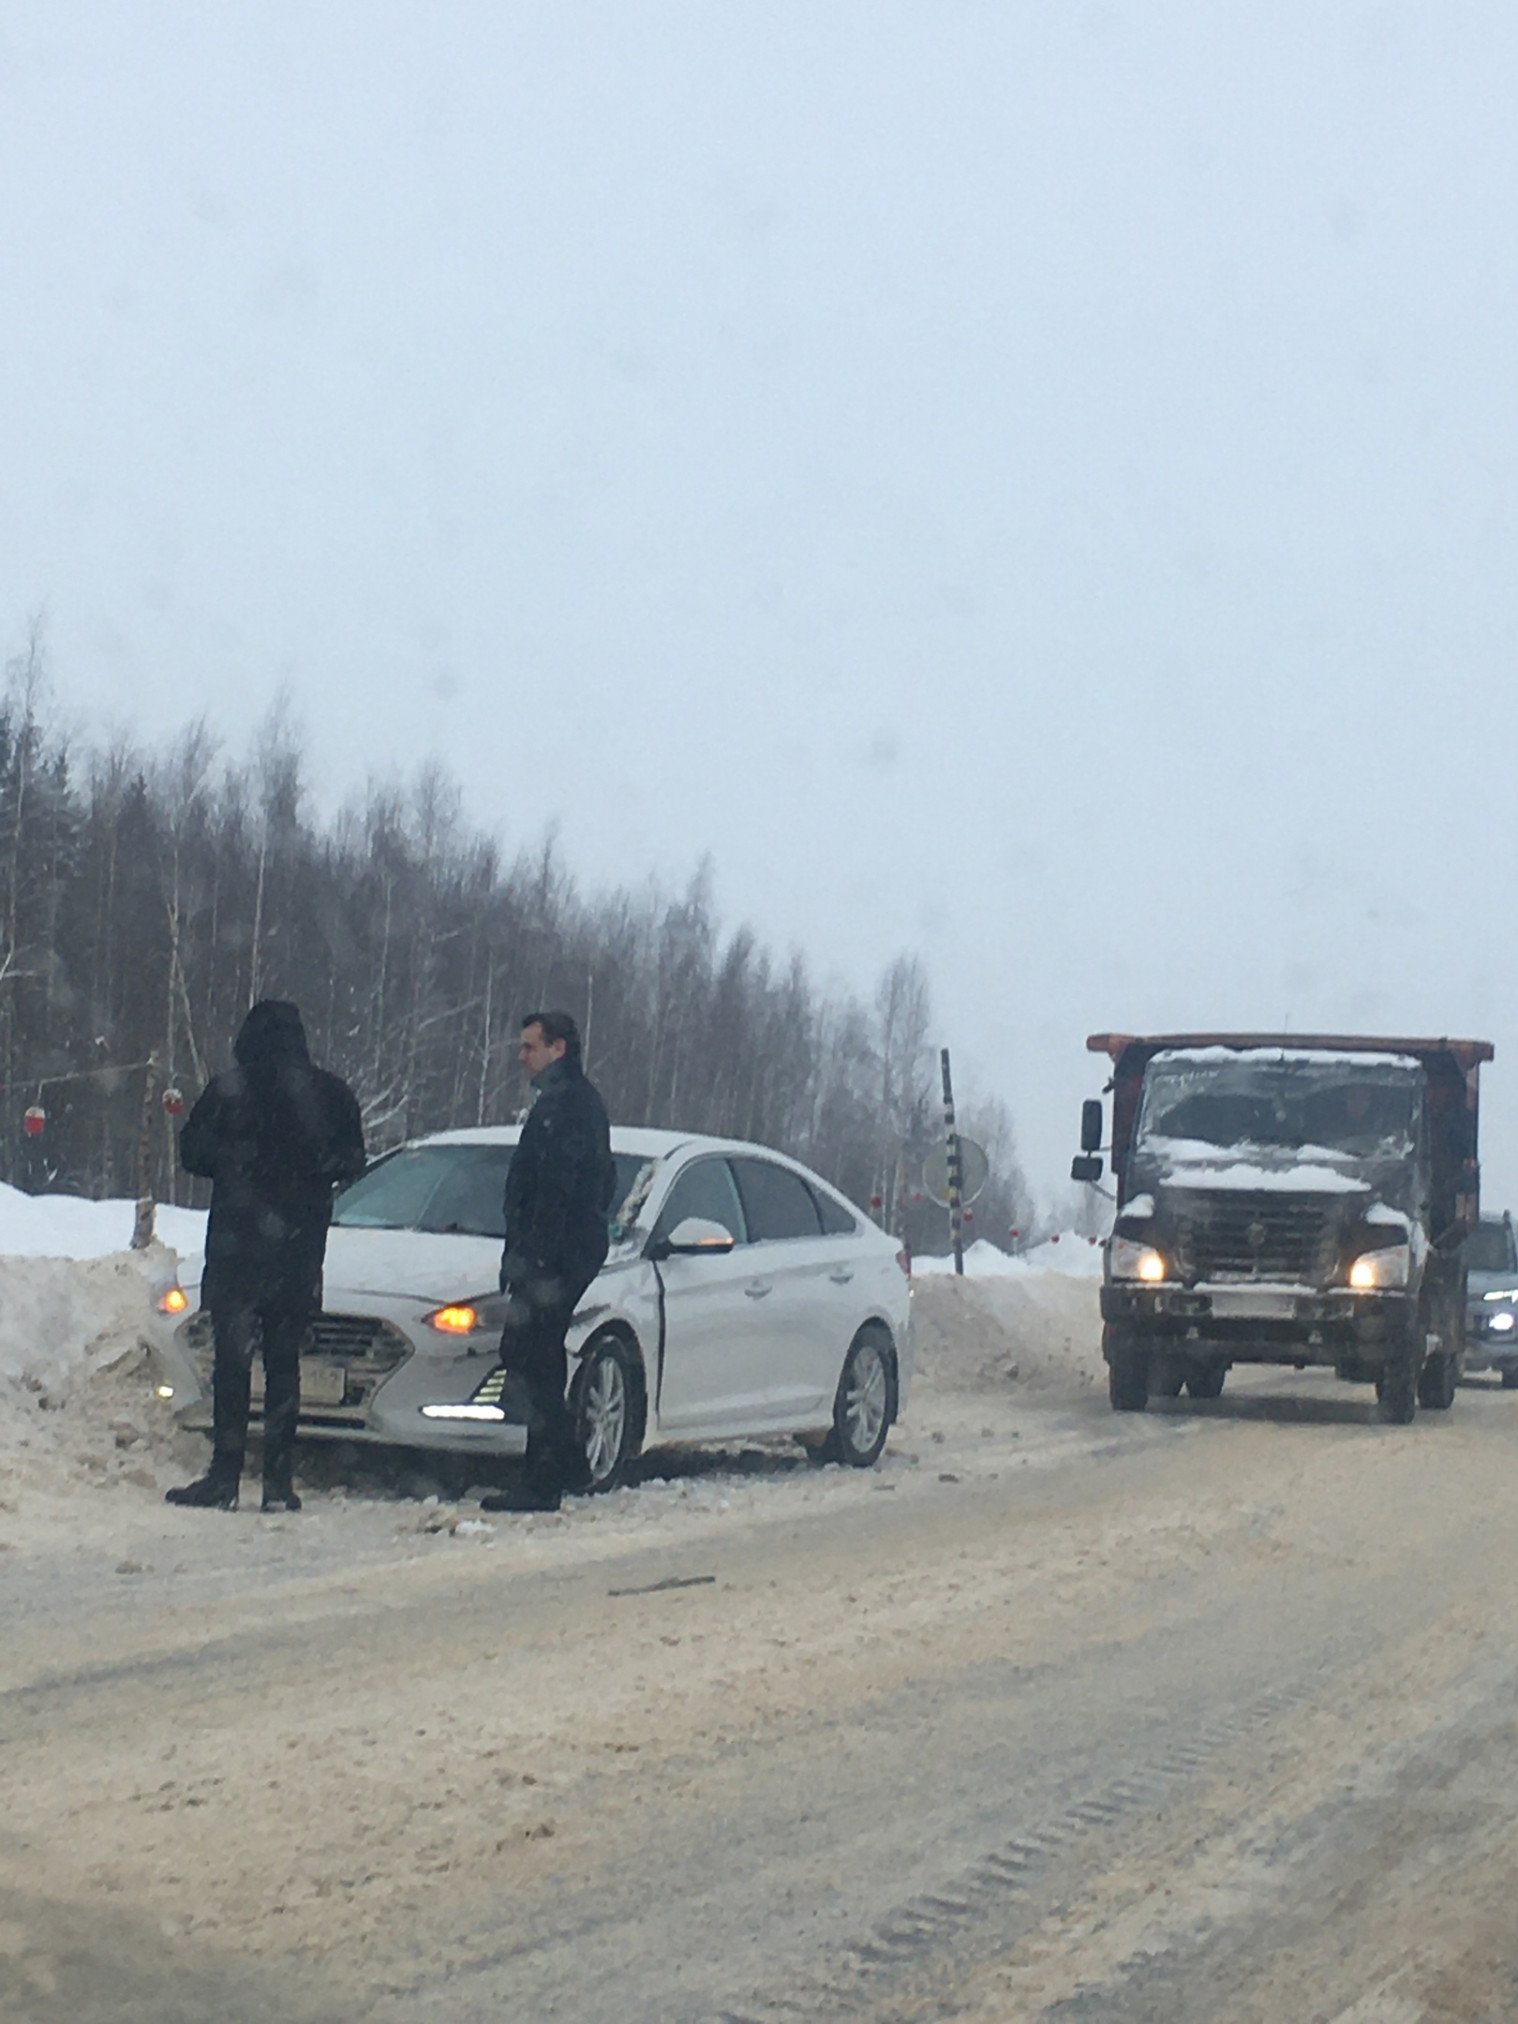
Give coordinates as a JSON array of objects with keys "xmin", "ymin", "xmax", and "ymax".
[
  {"xmin": 1080, "ymin": 1099, "xmax": 1104, "ymax": 1153},
  {"xmin": 1071, "ymin": 1155, "xmax": 1104, "ymax": 1184},
  {"xmin": 651, "ymin": 1217, "xmax": 737, "ymax": 1260}
]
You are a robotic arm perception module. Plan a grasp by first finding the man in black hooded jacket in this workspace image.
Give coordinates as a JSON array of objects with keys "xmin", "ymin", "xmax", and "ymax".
[
  {"xmin": 481, "ymin": 1009, "xmax": 616, "ymax": 1513},
  {"xmin": 167, "ymin": 1001, "xmax": 365, "ymax": 1512}
]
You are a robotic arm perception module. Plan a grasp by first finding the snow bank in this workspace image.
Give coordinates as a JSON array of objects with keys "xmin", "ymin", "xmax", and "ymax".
[
  {"xmin": 0, "ymin": 1247, "xmax": 172, "ymax": 1453},
  {"xmin": 0, "ymin": 1187, "xmax": 203, "ymax": 1458},
  {"xmin": 0, "ymin": 1183, "xmax": 205, "ymax": 1261},
  {"xmin": 910, "ymin": 1268, "xmax": 1104, "ymax": 1398},
  {"xmin": 913, "ymin": 1236, "xmax": 1104, "ymax": 1279}
]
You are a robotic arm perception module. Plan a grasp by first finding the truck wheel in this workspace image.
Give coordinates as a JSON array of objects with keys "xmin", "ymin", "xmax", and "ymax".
[
  {"xmin": 1105, "ymin": 1327, "xmax": 1150, "ymax": 1413},
  {"xmin": 1502, "ymin": 1366, "xmax": 1518, "ymax": 1391},
  {"xmin": 1152, "ymin": 1356, "xmax": 1185, "ymax": 1399},
  {"xmin": 1417, "ymin": 1350, "xmax": 1457, "ymax": 1411},
  {"xmin": 1186, "ymin": 1364, "xmax": 1226, "ymax": 1401},
  {"xmin": 1376, "ymin": 1334, "xmax": 1419, "ymax": 1425}
]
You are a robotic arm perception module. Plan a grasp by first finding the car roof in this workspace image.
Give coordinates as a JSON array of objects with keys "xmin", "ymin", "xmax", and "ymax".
[{"xmin": 409, "ymin": 1123, "xmax": 838, "ymax": 1173}]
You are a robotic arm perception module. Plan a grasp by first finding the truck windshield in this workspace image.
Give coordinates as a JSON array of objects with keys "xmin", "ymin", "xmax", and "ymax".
[{"xmin": 1137, "ymin": 1055, "xmax": 1420, "ymax": 1160}]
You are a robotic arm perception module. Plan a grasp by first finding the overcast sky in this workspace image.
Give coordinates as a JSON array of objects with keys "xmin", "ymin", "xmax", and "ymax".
[{"xmin": 3, "ymin": 4, "xmax": 1516, "ymax": 1209}]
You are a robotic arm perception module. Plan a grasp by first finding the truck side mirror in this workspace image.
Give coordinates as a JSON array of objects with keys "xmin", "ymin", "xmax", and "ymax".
[
  {"xmin": 1080, "ymin": 1099, "xmax": 1103, "ymax": 1153},
  {"xmin": 1071, "ymin": 1155, "xmax": 1104, "ymax": 1184}
]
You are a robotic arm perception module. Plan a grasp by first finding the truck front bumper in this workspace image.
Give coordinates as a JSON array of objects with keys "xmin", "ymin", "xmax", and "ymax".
[{"xmin": 1102, "ymin": 1281, "xmax": 1410, "ymax": 1342}]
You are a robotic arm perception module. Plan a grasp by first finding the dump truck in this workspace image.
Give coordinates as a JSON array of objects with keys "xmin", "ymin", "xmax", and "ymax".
[{"xmin": 1071, "ymin": 1033, "xmax": 1492, "ymax": 1422}]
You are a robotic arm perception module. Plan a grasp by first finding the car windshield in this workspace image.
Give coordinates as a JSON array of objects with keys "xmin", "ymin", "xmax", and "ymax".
[
  {"xmin": 1137, "ymin": 1056, "xmax": 1421, "ymax": 1160},
  {"xmin": 1465, "ymin": 1222, "xmax": 1516, "ymax": 1274},
  {"xmin": 334, "ymin": 1144, "xmax": 650, "ymax": 1240}
]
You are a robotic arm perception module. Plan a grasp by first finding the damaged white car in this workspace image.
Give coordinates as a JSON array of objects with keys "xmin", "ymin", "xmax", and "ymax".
[{"xmin": 149, "ymin": 1127, "xmax": 914, "ymax": 1489}]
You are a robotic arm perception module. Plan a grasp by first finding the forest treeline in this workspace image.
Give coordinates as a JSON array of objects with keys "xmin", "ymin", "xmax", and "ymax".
[{"xmin": 0, "ymin": 634, "xmax": 1031, "ymax": 1247}]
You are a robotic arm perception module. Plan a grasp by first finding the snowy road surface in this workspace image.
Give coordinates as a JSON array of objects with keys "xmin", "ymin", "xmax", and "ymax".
[{"xmin": 4, "ymin": 1274, "xmax": 1518, "ymax": 2021}]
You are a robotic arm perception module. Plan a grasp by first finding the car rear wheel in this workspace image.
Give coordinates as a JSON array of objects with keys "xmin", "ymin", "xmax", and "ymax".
[
  {"xmin": 817, "ymin": 1329, "xmax": 896, "ymax": 1467},
  {"xmin": 575, "ymin": 1337, "xmax": 642, "ymax": 1492}
]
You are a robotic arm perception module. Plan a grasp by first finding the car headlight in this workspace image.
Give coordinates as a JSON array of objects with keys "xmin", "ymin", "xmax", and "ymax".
[
  {"xmin": 1347, "ymin": 1245, "xmax": 1411, "ymax": 1290},
  {"xmin": 425, "ymin": 1303, "xmax": 482, "ymax": 1335},
  {"xmin": 1488, "ymin": 1310, "xmax": 1516, "ymax": 1334},
  {"xmin": 1483, "ymin": 1286, "xmax": 1518, "ymax": 1302},
  {"xmin": 1111, "ymin": 1236, "xmax": 1168, "ymax": 1282},
  {"xmin": 157, "ymin": 1285, "xmax": 189, "ymax": 1315}
]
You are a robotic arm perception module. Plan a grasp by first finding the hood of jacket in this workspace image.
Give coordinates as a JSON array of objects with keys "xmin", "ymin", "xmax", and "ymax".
[{"xmin": 233, "ymin": 999, "xmax": 311, "ymax": 1070}]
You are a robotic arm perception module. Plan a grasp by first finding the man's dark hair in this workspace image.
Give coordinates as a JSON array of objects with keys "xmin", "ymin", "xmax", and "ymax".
[{"xmin": 521, "ymin": 1009, "xmax": 582, "ymax": 1059}]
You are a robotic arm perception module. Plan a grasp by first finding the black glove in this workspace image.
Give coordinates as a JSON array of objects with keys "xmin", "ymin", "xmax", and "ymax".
[{"xmin": 499, "ymin": 1249, "xmax": 533, "ymax": 1293}]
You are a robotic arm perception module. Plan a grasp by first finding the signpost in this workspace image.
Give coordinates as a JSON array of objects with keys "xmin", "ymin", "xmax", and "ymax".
[{"xmin": 939, "ymin": 1048, "xmax": 966, "ymax": 1275}]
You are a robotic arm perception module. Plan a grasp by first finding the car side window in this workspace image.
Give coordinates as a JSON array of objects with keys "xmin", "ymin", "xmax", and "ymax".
[
  {"xmin": 811, "ymin": 1185, "xmax": 859, "ymax": 1237},
  {"xmin": 656, "ymin": 1157, "xmax": 747, "ymax": 1244},
  {"xmin": 731, "ymin": 1157, "xmax": 823, "ymax": 1242}
]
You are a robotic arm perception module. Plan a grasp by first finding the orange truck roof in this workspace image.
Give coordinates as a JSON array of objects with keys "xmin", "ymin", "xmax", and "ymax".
[{"xmin": 1088, "ymin": 1033, "xmax": 1494, "ymax": 1072}]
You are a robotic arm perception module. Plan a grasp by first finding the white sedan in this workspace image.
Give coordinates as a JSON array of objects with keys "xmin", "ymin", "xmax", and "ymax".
[{"xmin": 149, "ymin": 1126, "xmax": 915, "ymax": 1490}]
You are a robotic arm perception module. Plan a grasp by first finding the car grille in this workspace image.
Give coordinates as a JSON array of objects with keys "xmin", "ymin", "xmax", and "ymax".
[
  {"xmin": 177, "ymin": 1310, "xmax": 411, "ymax": 1419},
  {"xmin": 1170, "ymin": 1193, "xmax": 1339, "ymax": 1285}
]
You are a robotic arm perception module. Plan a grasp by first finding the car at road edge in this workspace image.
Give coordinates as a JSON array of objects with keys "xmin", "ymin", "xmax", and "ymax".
[{"xmin": 147, "ymin": 1125, "xmax": 915, "ymax": 1489}]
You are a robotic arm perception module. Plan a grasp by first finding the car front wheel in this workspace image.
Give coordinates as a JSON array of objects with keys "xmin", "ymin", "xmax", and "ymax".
[
  {"xmin": 575, "ymin": 1336, "xmax": 642, "ymax": 1492},
  {"xmin": 818, "ymin": 1329, "xmax": 896, "ymax": 1468}
]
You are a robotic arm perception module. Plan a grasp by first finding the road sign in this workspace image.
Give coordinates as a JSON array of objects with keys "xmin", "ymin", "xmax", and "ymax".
[{"xmin": 923, "ymin": 1137, "xmax": 989, "ymax": 1207}]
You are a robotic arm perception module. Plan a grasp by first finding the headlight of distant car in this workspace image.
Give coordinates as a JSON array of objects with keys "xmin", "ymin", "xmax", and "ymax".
[
  {"xmin": 1483, "ymin": 1286, "xmax": 1518, "ymax": 1303},
  {"xmin": 1347, "ymin": 1245, "xmax": 1411, "ymax": 1290},
  {"xmin": 157, "ymin": 1285, "xmax": 189, "ymax": 1315},
  {"xmin": 1110, "ymin": 1236, "xmax": 1168, "ymax": 1282},
  {"xmin": 1487, "ymin": 1309, "xmax": 1517, "ymax": 1334}
]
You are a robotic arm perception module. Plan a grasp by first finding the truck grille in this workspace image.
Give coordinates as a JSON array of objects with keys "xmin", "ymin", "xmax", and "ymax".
[{"xmin": 1171, "ymin": 1193, "xmax": 1340, "ymax": 1285}]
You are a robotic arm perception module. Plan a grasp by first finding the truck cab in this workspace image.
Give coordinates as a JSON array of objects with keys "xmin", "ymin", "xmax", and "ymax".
[{"xmin": 1073, "ymin": 1032, "xmax": 1492, "ymax": 1423}]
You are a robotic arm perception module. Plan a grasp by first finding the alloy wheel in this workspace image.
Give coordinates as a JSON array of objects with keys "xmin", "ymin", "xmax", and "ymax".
[
  {"xmin": 583, "ymin": 1353, "xmax": 628, "ymax": 1485},
  {"xmin": 844, "ymin": 1340, "xmax": 889, "ymax": 1455}
]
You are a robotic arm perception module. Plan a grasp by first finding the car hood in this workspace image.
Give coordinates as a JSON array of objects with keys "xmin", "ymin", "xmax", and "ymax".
[{"xmin": 319, "ymin": 1226, "xmax": 504, "ymax": 1304}]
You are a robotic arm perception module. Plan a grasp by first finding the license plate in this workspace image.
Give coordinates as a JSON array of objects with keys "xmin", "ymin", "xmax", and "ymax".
[
  {"xmin": 252, "ymin": 1362, "xmax": 347, "ymax": 1406},
  {"xmin": 302, "ymin": 1363, "xmax": 347, "ymax": 1405},
  {"xmin": 1208, "ymin": 1289, "xmax": 1297, "ymax": 1320}
]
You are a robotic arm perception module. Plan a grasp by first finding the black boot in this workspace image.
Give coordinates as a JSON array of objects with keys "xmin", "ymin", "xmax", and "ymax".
[
  {"xmin": 261, "ymin": 1475, "xmax": 302, "ymax": 1514},
  {"xmin": 480, "ymin": 1481, "xmax": 562, "ymax": 1514},
  {"xmin": 166, "ymin": 1461, "xmax": 241, "ymax": 1510}
]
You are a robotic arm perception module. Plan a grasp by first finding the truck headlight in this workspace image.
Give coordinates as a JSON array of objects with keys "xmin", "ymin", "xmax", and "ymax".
[
  {"xmin": 1488, "ymin": 1310, "xmax": 1516, "ymax": 1334},
  {"xmin": 1111, "ymin": 1237, "xmax": 1168, "ymax": 1282},
  {"xmin": 1347, "ymin": 1246, "xmax": 1411, "ymax": 1290}
]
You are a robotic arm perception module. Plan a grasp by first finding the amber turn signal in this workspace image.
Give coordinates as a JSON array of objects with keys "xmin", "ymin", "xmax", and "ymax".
[
  {"xmin": 427, "ymin": 1304, "xmax": 480, "ymax": 1334},
  {"xmin": 157, "ymin": 1286, "xmax": 189, "ymax": 1315}
]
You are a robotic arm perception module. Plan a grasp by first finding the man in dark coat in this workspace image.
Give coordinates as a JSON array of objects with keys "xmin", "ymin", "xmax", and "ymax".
[
  {"xmin": 482, "ymin": 1009, "xmax": 616, "ymax": 1514},
  {"xmin": 167, "ymin": 1000, "xmax": 366, "ymax": 1512}
]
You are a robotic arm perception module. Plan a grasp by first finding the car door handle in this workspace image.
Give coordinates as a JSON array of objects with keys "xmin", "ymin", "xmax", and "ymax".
[
  {"xmin": 828, "ymin": 1268, "xmax": 854, "ymax": 1284},
  {"xmin": 744, "ymin": 1281, "xmax": 772, "ymax": 1299}
]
